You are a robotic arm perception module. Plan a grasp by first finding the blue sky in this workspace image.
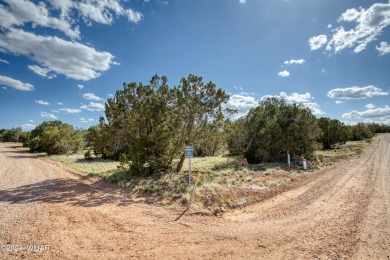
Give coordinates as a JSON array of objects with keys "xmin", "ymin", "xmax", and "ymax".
[{"xmin": 0, "ymin": 0, "xmax": 389, "ymax": 130}]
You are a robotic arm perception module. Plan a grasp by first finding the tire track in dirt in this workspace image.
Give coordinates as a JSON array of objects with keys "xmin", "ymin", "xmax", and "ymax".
[
  {"xmin": 1, "ymin": 134, "xmax": 390, "ymax": 259},
  {"xmin": 215, "ymin": 134, "xmax": 388, "ymax": 259},
  {"xmin": 355, "ymin": 134, "xmax": 390, "ymax": 259}
]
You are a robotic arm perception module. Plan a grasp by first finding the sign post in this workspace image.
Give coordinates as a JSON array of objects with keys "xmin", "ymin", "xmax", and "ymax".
[
  {"xmin": 287, "ymin": 153, "xmax": 291, "ymax": 168},
  {"xmin": 185, "ymin": 146, "xmax": 193, "ymax": 185}
]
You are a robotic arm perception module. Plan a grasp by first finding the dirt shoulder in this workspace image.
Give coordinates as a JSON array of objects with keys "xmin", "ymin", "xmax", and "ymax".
[{"xmin": 1, "ymin": 134, "xmax": 389, "ymax": 259}]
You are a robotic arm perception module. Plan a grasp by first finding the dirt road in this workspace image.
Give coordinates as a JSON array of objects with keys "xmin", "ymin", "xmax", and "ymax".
[{"xmin": 1, "ymin": 134, "xmax": 389, "ymax": 259}]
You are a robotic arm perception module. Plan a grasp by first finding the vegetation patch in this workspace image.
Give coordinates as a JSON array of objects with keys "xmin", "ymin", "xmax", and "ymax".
[
  {"xmin": 44, "ymin": 137, "xmax": 372, "ymax": 214},
  {"xmin": 313, "ymin": 140, "xmax": 370, "ymax": 166},
  {"xmin": 48, "ymin": 153, "xmax": 120, "ymax": 175},
  {"xmin": 44, "ymin": 152, "xmax": 299, "ymax": 210},
  {"xmin": 2, "ymin": 74, "xmax": 384, "ymax": 215}
]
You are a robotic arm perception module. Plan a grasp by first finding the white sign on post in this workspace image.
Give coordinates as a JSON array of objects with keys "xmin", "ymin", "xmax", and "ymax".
[{"xmin": 185, "ymin": 146, "xmax": 193, "ymax": 185}]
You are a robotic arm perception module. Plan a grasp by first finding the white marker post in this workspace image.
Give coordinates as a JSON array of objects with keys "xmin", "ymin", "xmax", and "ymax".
[{"xmin": 185, "ymin": 146, "xmax": 193, "ymax": 185}]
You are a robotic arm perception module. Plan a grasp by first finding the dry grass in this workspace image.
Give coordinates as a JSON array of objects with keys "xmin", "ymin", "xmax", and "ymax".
[
  {"xmin": 179, "ymin": 156, "xmax": 238, "ymax": 172},
  {"xmin": 48, "ymin": 153, "xmax": 119, "ymax": 174},
  {"xmin": 314, "ymin": 140, "xmax": 370, "ymax": 167},
  {"xmin": 42, "ymin": 139, "xmax": 372, "ymax": 212}
]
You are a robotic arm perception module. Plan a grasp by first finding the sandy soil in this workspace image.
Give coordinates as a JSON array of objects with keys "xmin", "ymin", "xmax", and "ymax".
[{"xmin": 0, "ymin": 134, "xmax": 389, "ymax": 259}]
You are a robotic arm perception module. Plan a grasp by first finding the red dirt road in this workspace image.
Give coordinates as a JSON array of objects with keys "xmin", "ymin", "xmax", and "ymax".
[{"xmin": 1, "ymin": 134, "xmax": 390, "ymax": 259}]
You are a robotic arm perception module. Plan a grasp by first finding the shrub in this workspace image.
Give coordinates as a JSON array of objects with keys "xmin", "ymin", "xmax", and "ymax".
[
  {"xmin": 229, "ymin": 98, "xmax": 322, "ymax": 163},
  {"xmin": 28, "ymin": 137, "xmax": 41, "ymax": 152},
  {"xmin": 84, "ymin": 149, "xmax": 93, "ymax": 160},
  {"xmin": 29, "ymin": 121, "xmax": 85, "ymax": 155}
]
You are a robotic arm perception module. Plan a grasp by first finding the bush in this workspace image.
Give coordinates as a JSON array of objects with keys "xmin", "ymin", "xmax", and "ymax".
[
  {"xmin": 318, "ymin": 117, "xmax": 350, "ymax": 149},
  {"xmin": 84, "ymin": 149, "xmax": 93, "ymax": 160},
  {"xmin": 118, "ymin": 153, "xmax": 129, "ymax": 169},
  {"xmin": 29, "ymin": 137, "xmax": 41, "ymax": 152},
  {"xmin": 1, "ymin": 127, "xmax": 22, "ymax": 142},
  {"xmin": 228, "ymin": 98, "xmax": 322, "ymax": 163},
  {"xmin": 29, "ymin": 121, "xmax": 85, "ymax": 155},
  {"xmin": 19, "ymin": 132, "xmax": 31, "ymax": 147},
  {"xmin": 350, "ymin": 123, "xmax": 373, "ymax": 141}
]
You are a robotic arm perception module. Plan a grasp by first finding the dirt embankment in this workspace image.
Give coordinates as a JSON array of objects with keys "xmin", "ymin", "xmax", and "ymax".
[{"xmin": 1, "ymin": 134, "xmax": 389, "ymax": 259}]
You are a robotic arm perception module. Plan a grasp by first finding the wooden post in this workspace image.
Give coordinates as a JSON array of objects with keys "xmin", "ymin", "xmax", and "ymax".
[
  {"xmin": 188, "ymin": 157, "xmax": 191, "ymax": 185},
  {"xmin": 174, "ymin": 172, "xmax": 202, "ymax": 221}
]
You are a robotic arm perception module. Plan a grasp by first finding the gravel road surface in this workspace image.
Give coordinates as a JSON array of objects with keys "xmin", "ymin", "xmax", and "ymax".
[{"xmin": 1, "ymin": 134, "xmax": 389, "ymax": 259}]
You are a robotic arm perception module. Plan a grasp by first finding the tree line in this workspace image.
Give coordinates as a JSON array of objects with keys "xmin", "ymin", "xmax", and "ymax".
[
  {"xmin": 1, "ymin": 74, "xmax": 389, "ymax": 175},
  {"xmin": 0, "ymin": 121, "xmax": 84, "ymax": 155}
]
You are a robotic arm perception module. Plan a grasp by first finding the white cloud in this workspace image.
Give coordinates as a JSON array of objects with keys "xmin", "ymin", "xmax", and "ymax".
[
  {"xmin": 0, "ymin": 75, "xmax": 34, "ymax": 91},
  {"xmin": 324, "ymin": 2, "xmax": 390, "ymax": 53},
  {"xmin": 327, "ymin": 85, "xmax": 389, "ymax": 99},
  {"xmin": 309, "ymin": 35, "xmax": 327, "ymax": 50},
  {"xmin": 302, "ymin": 102, "xmax": 324, "ymax": 115},
  {"xmin": 0, "ymin": 0, "xmax": 80, "ymax": 39},
  {"xmin": 327, "ymin": 24, "xmax": 332, "ymax": 29},
  {"xmin": 239, "ymin": 0, "xmax": 247, "ymax": 4},
  {"xmin": 51, "ymin": 110, "xmax": 59, "ymax": 113},
  {"xmin": 77, "ymin": 84, "xmax": 85, "ymax": 90},
  {"xmin": 28, "ymin": 65, "xmax": 56, "ymax": 79},
  {"xmin": 376, "ymin": 42, "xmax": 390, "ymax": 55},
  {"xmin": 35, "ymin": 100, "xmax": 50, "ymax": 105},
  {"xmin": 79, "ymin": 117, "xmax": 94, "ymax": 124},
  {"xmin": 338, "ymin": 8, "xmax": 362, "ymax": 22},
  {"xmin": 232, "ymin": 85, "xmax": 254, "ymax": 96},
  {"xmin": 75, "ymin": 0, "xmax": 142, "ymax": 25},
  {"xmin": 284, "ymin": 59, "xmax": 305, "ymax": 65},
  {"xmin": 224, "ymin": 94, "xmax": 258, "ymax": 119},
  {"xmin": 342, "ymin": 105, "xmax": 390, "ymax": 124},
  {"xmin": 0, "ymin": 58, "xmax": 9, "ymax": 64},
  {"xmin": 365, "ymin": 103, "xmax": 376, "ymax": 109},
  {"xmin": 80, "ymin": 117, "xmax": 94, "ymax": 123},
  {"xmin": 40, "ymin": 112, "xmax": 58, "ymax": 119},
  {"xmin": 335, "ymin": 100, "xmax": 344, "ymax": 104},
  {"xmin": 83, "ymin": 92, "xmax": 102, "ymax": 101},
  {"xmin": 57, "ymin": 102, "xmax": 64, "ymax": 105},
  {"xmin": 261, "ymin": 92, "xmax": 311, "ymax": 103},
  {"xmin": 0, "ymin": 29, "xmax": 116, "ymax": 81},
  {"xmin": 278, "ymin": 70, "xmax": 290, "ymax": 77},
  {"xmin": 59, "ymin": 108, "xmax": 81, "ymax": 114},
  {"xmin": 29, "ymin": 120, "xmax": 34, "ymax": 123},
  {"xmin": 0, "ymin": 0, "xmax": 143, "ymax": 39},
  {"xmin": 261, "ymin": 92, "xmax": 324, "ymax": 115},
  {"xmin": 49, "ymin": 0, "xmax": 74, "ymax": 20},
  {"xmin": 0, "ymin": 0, "xmax": 142, "ymax": 84},
  {"xmin": 80, "ymin": 102, "xmax": 105, "ymax": 111},
  {"xmin": 20, "ymin": 123, "xmax": 35, "ymax": 129}
]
